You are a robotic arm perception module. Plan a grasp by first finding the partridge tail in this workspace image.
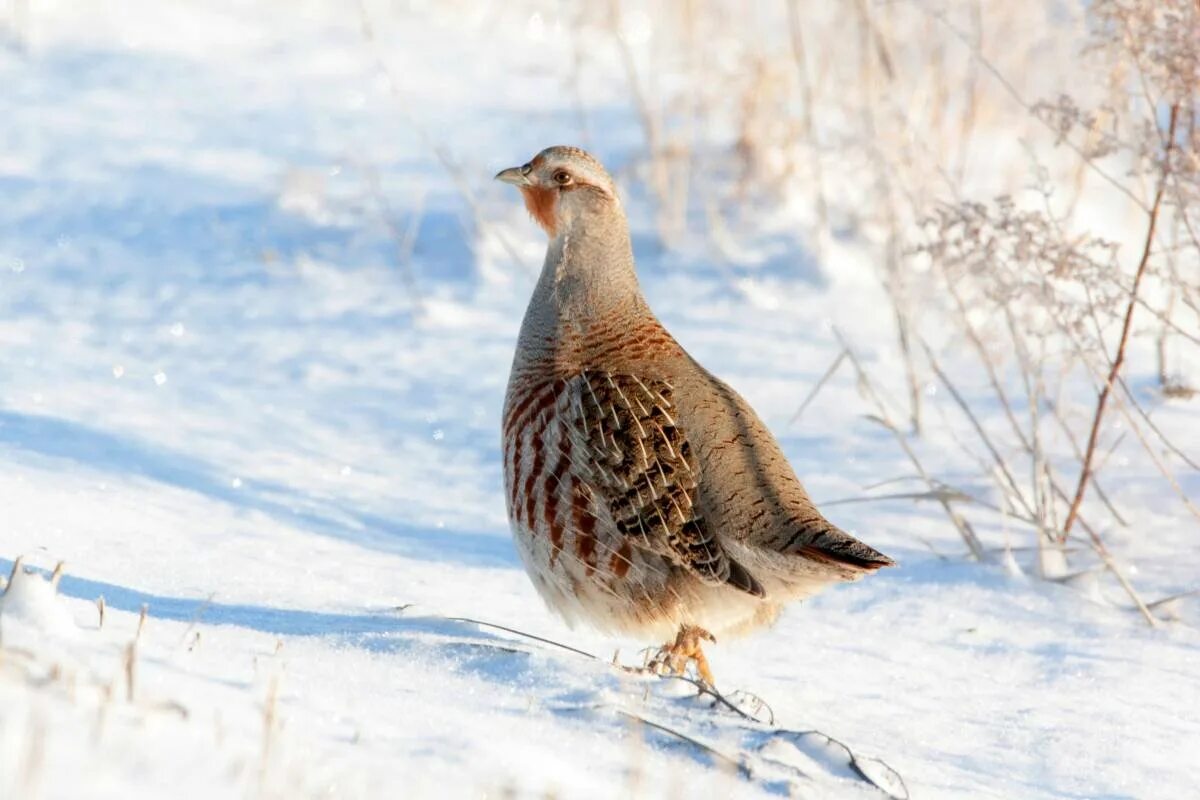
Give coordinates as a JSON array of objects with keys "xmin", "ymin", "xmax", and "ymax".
[
  {"xmin": 786, "ymin": 517, "xmax": 895, "ymax": 571},
  {"xmin": 795, "ymin": 541, "xmax": 894, "ymax": 571}
]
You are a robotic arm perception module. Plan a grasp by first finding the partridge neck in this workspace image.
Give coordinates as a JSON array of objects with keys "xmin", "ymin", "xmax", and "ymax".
[{"xmin": 516, "ymin": 208, "xmax": 648, "ymax": 366}]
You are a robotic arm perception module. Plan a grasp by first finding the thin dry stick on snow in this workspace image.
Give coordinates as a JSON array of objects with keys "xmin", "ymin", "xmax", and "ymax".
[
  {"xmin": 768, "ymin": 729, "xmax": 909, "ymax": 800},
  {"xmin": 456, "ymin": 612, "xmax": 908, "ymax": 797},
  {"xmin": 5, "ymin": 555, "xmax": 22, "ymax": 590},
  {"xmin": 852, "ymin": 0, "xmax": 923, "ymax": 436},
  {"xmin": 618, "ymin": 711, "xmax": 751, "ymax": 779},
  {"xmin": 1147, "ymin": 588, "xmax": 1200, "ymax": 611},
  {"xmin": 920, "ymin": 1, "xmax": 1148, "ymax": 212},
  {"xmin": 1115, "ymin": 375, "xmax": 1200, "ymax": 471},
  {"xmin": 917, "ymin": 335, "xmax": 1158, "ymax": 622},
  {"xmin": 123, "ymin": 642, "xmax": 137, "ymax": 703},
  {"xmin": 124, "ymin": 604, "xmax": 149, "ymax": 702},
  {"xmin": 833, "ymin": 327, "xmax": 986, "ymax": 559},
  {"xmin": 939, "ymin": 272, "xmax": 1128, "ymax": 533},
  {"xmin": 784, "ymin": 0, "xmax": 830, "ymax": 258},
  {"xmin": 963, "ymin": 241, "xmax": 1163, "ymax": 622},
  {"xmin": 49, "ymin": 560, "xmax": 64, "ymax": 589},
  {"xmin": 1110, "ymin": 389, "xmax": 1200, "ymax": 522},
  {"xmin": 0, "ymin": 556, "xmax": 24, "ymax": 646},
  {"xmin": 258, "ymin": 673, "xmax": 282, "ymax": 793},
  {"xmin": 607, "ymin": 0, "xmax": 688, "ymax": 246},
  {"xmin": 821, "ymin": 487, "xmax": 979, "ymax": 508},
  {"xmin": 788, "ymin": 347, "xmax": 847, "ymax": 425},
  {"xmin": 952, "ymin": 0, "xmax": 983, "ymax": 186},
  {"xmin": 355, "ymin": 0, "xmax": 533, "ymax": 277},
  {"xmin": 919, "ymin": 339, "xmax": 1042, "ymax": 533},
  {"xmin": 175, "ymin": 592, "xmax": 217, "ymax": 650},
  {"xmin": 17, "ymin": 714, "xmax": 46, "ymax": 799},
  {"xmin": 1043, "ymin": 405, "xmax": 1128, "ymax": 528},
  {"xmin": 362, "ymin": 165, "xmax": 426, "ymax": 313},
  {"xmin": 1062, "ymin": 104, "xmax": 1180, "ymax": 541}
]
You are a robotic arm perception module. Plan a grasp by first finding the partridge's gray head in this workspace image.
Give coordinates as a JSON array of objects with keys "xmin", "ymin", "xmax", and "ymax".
[
  {"xmin": 495, "ymin": 146, "xmax": 619, "ymax": 238},
  {"xmin": 497, "ymin": 145, "xmax": 893, "ymax": 687}
]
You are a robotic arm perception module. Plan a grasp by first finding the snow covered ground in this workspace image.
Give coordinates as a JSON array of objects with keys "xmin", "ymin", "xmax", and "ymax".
[{"xmin": 1, "ymin": 1, "xmax": 1198, "ymax": 798}]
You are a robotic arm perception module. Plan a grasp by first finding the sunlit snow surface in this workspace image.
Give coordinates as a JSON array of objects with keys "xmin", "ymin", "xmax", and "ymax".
[{"xmin": 1, "ymin": 2, "xmax": 1198, "ymax": 798}]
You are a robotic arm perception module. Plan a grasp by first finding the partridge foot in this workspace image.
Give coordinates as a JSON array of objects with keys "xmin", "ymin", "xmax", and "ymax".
[{"xmin": 648, "ymin": 625, "xmax": 717, "ymax": 685}]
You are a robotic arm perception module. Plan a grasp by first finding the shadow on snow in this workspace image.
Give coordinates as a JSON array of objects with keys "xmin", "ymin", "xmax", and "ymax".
[{"xmin": 0, "ymin": 410, "xmax": 516, "ymax": 568}]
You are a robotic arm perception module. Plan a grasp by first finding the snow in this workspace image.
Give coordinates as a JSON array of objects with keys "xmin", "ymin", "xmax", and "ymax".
[{"xmin": 1, "ymin": 1, "xmax": 1198, "ymax": 798}]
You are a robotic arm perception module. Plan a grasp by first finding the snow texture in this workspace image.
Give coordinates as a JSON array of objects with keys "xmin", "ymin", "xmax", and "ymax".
[{"xmin": 1, "ymin": 1, "xmax": 1197, "ymax": 798}]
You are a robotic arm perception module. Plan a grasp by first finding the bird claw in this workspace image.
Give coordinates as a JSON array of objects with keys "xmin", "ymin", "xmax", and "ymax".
[{"xmin": 645, "ymin": 625, "xmax": 717, "ymax": 686}]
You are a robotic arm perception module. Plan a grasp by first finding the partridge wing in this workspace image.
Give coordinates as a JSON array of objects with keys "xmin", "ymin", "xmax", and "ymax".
[{"xmin": 564, "ymin": 370, "xmax": 764, "ymax": 597}]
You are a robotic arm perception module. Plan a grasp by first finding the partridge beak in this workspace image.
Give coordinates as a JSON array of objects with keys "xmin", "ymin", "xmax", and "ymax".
[{"xmin": 494, "ymin": 166, "xmax": 531, "ymax": 186}]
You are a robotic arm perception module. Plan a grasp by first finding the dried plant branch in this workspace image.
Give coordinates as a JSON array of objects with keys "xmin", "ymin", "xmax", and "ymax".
[
  {"xmin": 1146, "ymin": 588, "xmax": 1200, "ymax": 610},
  {"xmin": 1044, "ymin": 404, "xmax": 1129, "ymax": 527},
  {"xmin": 176, "ymin": 592, "xmax": 216, "ymax": 650},
  {"xmin": 852, "ymin": 0, "xmax": 923, "ymax": 435},
  {"xmin": 920, "ymin": 339, "xmax": 1042, "ymax": 532},
  {"xmin": 619, "ymin": 711, "xmax": 751, "ymax": 778},
  {"xmin": 441, "ymin": 612, "xmax": 910, "ymax": 796},
  {"xmin": 1110, "ymin": 386, "xmax": 1200, "ymax": 522},
  {"xmin": 785, "ymin": 0, "xmax": 830, "ymax": 254},
  {"xmin": 788, "ymin": 347, "xmax": 847, "ymax": 425},
  {"xmin": 355, "ymin": 0, "xmax": 533, "ymax": 276},
  {"xmin": 608, "ymin": 0, "xmax": 684, "ymax": 245},
  {"xmin": 920, "ymin": 2, "xmax": 1150, "ymax": 211},
  {"xmin": 942, "ymin": 279, "xmax": 1033, "ymax": 454},
  {"xmin": 820, "ymin": 487, "xmax": 978, "ymax": 508},
  {"xmin": 835, "ymin": 328, "xmax": 986, "ymax": 558},
  {"xmin": 1062, "ymin": 104, "xmax": 1180, "ymax": 540},
  {"xmin": 1097, "ymin": 549, "xmax": 1160, "ymax": 626},
  {"xmin": 446, "ymin": 616, "xmax": 598, "ymax": 661},
  {"xmin": 1115, "ymin": 375, "xmax": 1200, "ymax": 471},
  {"xmin": 363, "ymin": 165, "xmax": 426, "ymax": 313}
]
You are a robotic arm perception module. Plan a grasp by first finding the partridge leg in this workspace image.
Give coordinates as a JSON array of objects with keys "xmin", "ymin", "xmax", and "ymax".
[{"xmin": 649, "ymin": 625, "xmax": 717, "ymax": 685}]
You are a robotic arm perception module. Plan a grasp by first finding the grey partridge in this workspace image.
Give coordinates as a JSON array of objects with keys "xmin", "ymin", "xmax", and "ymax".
[{"xmin": 496, "ymin": 146, "xmax": 893, "ymax": 683}]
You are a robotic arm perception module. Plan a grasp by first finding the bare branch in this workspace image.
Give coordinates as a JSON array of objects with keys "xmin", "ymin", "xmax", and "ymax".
[{"xmin": 1063, "ymin": 104, "xmax": 1180, "ymax": 540}]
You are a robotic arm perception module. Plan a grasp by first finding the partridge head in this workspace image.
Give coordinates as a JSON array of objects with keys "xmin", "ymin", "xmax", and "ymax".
[{"xmin": 495, "ymin": 146, "xmax": 619, "ymax": 239}]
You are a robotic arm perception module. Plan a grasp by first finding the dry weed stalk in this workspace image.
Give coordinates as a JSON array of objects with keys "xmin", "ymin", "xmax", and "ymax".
[
  {"xmin": 2, "ymin": 0, "xmax": 29, "ymax": 51},
  {"xmin": 784, "ymin": 0, "xmax": 829, "ymax": 255},
  {"xmin": 834, "ymin": 328, "xmax": 987, "ymax": 559},
  {"xmin": 897, "ymin": 0, "xmax": 1198, "ymax": 623},
  {"xmin": 1062, "ymin": 103, "xmax": 1182, "ymax": 539},
  {"xmin": 362, "ymin": 165, "xmax": 426, "ymax": 314},
  {"xmin": 607, "ymin": 0, "xmax": 692, "ymax": 246},
  {"xmin": 356, "ymin": 0, "xmax": 534, "ymax": 279},
  {"xmin": 258, "ymin": 673, "xmax": 282, "ymax": 794},
  {"xmin": 124, "ymin": 604, "xmax": 148, "ymax": 702}
]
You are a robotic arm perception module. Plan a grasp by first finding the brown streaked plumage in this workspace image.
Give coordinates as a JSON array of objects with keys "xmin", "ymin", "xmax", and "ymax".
[{"xmin": 496, "ymin": 146, "xmax": 893, "ymax": 683}]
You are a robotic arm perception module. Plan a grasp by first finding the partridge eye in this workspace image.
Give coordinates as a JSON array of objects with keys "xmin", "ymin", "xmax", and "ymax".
[{"xmin": 553, "ymin": 170, "xmax": 572, "ymax": 185}]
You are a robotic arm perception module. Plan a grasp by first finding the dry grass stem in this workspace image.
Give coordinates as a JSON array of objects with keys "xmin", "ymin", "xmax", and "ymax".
[
  {"xmin": 1063, "ymin": 104, "xmax": 1181, "ymax": 540},
  {"xmin": 834, "ymin": 328, "xmax": 986, "ymax": 559},
  {"xmin": 788, "ymin": 347, "xmax": 847, "ymax": 425}
]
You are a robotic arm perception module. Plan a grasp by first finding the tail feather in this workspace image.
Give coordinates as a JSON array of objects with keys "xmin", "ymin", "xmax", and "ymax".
[
  {"xmin": 796, "ymin": 542, "xmax": 894, "ymax": 571},
  {"xmin": 725, "ymin": 557, "xmax": 767, "ymax": 597},
  {"xmin": 785, "ymin": 517, "xmax": 895, "ymax": 571}
]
